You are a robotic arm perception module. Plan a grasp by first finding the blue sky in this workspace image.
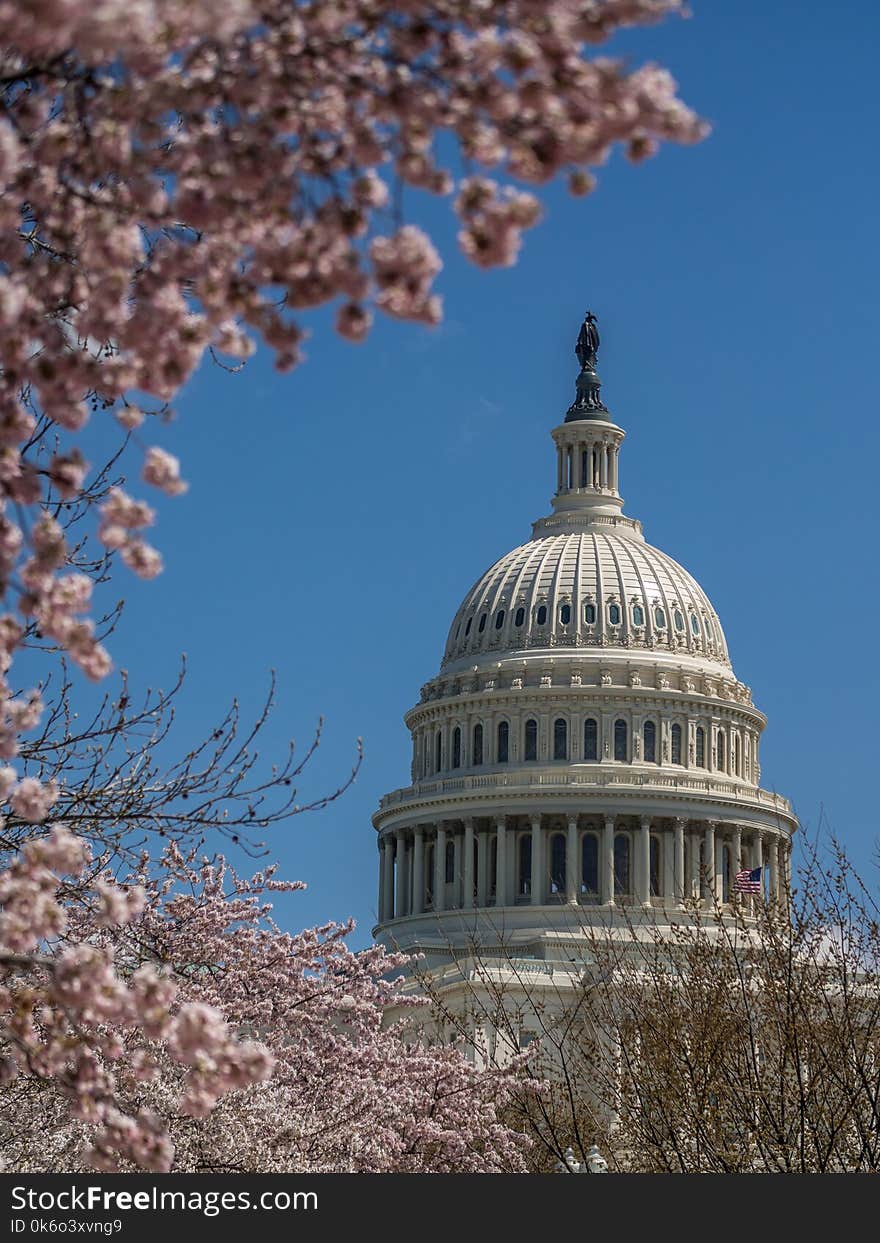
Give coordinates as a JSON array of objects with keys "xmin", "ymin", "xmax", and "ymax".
[{"xmin": 72, "ymin": 2, "xmax": 880, "ymax": 944}]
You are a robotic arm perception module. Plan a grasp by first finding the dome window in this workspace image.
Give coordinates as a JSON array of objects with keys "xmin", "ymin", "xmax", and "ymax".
[
  {"xmin": 518, "ymin": 835, "xmax": 532, "ymax": 897},
  {"xmin": 585, "ymin": 603, "xmax": 597, "ymax": 624},
  {"xmin": 614, "ymin": 718, "xmax": 628, "ymax": 762},
  {"xmin": 674, "ymin": 609, "xmax": 685, "ymax": 632},
  {"xmin": 609, "ymin": 603, "xmax": 621, "ymax": 625},
  {"xmin": 524, "ymin": 718, "xmax": 538, "ymax": 762},
  {"xmin": 478, "ymin": 612, "xmax": 487, "ymax": 633},
  {"xmin": 643, "ymin": 720, "xmax": 656, "ymax": 763},
  {"xmin": 465, "ymin": 617, "xmax": 473, "ymax": 637},
  {"xmin": 550, "ymin": 833, "xmax": 566, "ymax": 895},
  {"xmin": 654, "ymin": 607, "xmax": 667, "ymax": 628},
  {"xmin": 452, "ymin": 727, "xmax": 461, "ymax": 769},
  {"xmin": 650, "ymin": 837, "xmax": 661, "ymax": 897},
  {"xmin": 472, "ymin": 723, "xmax": 483, "ymax": 766},
  {"xmin": 717, "ymin": 730, "xmax": 725, "ymax": 771},
  {"xmin": 536, "ymin": 605, "xmax": 548, "ymax": 625},
  {"xmin": 514, "ymin": 606, "xmax": 525, "ymax": 627},
  {"xmin": 690, "ymin": 614, "xmax": 700, "ymax": 636},
  {"xmin": 696, "ymin": 726, "xmax": 706, "ymax": 768},
  {"xmin": 584, "ymin": 718, "xmax": 598, "ymax": 761},
  {"xmin": 632, "ymin": 604, "xmax": 645, "ymax": 627},
  {"xmin": 553, "ymin": 717, "xmax": 568, "ymax": 761},
  {"xmin": 494, "ymin": 609, "xmax": 505, "ymax": 630},
  {"xmin": 497, "ymin": 721, "xmax": 509, "ymax": 764},
  {"xmin": 454, "ymin": 623, "xmax": 460, "ymax": 641},
  {"xmin": 560, "ymin": 603, "xmax": 571, "ymax": 625},
  {"xmin": 671, "ymin": 723, "xmax": 683, "ymax": 765},
  {"xmin": 581, "ymin": 835, "xmax": 598, "ymax": 894},
  {"xmin": 435, "ymin": 731, "xmax": 442, "ymax": 773},
  {"xmin": 705, "ymin": 617, "xmax": 714, "ymax": 641}
]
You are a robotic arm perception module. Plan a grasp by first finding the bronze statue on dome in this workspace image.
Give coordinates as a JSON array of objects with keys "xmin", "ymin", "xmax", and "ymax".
[{"xmin": 575, "ymin": 310, "xmax": 600, "ymax": 370}]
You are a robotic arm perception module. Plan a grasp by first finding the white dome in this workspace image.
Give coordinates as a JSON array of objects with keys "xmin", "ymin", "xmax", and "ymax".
[{"xmin": 442, "ymin": 527, "xmax": 730, "ymax": 670}]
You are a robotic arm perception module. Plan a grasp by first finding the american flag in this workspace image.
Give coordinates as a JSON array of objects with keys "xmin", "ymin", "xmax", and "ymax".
[{"xmin": 733, "ymin": 866, "xmax": 763, "ymax": 895}]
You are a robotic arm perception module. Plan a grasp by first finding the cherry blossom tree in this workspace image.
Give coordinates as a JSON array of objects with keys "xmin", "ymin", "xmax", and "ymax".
[{"xmin": 0, "ymin": 1, "xmax": 706, "ymax": 1170}]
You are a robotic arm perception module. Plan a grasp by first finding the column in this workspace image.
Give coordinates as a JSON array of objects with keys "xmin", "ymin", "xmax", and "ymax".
[
  {"xmin": 395, "ymin": 830, "xmax": 407, "ymax": 918},
  {"xmin": 753, "ymin": 831, "xmax": 764, "ymax": 902},
  {"xmin": 463, "ymin": 818, "xmax": 475, "ymax": 911},
  {"xmin": 602, "ymin": 816, "xmax": 615, "ymax": 905},
  {"xmin": 783, "ymin": 838, "xmax": 792, "ymax": 909},
  {"xmin": 702, "ymin": 822, "xmax": 716, "ymax": 904},
  {"xmin": 638, "ymin": 816, "xmax": 651, "ymax": 906},
  {"xmin": 477, "ymin": 827, "xmax": 489, "ymax": 906},
  {"xmin": 674, "ymin": 818, "xmax": 685, "ymax": 907},
  {"xmin": 730, "ymin": 825, "xmax": 740, "ymax": 904},
  {"xmin": 380, "ymin": 837, "xmax": 392, "ymax": 922},
  {"xmin": 768, "ymin": 835, "xmax": 779, "ymax": 905},
  {"xmin": 566, "ymin": 816, "xmax": 579, "ymax": 904},
  {"xmin": 434, "ymin": 823, "xmax": 446, "ymax": 914},
  {"xmin": 530, "ymin": 815, "xmax": 543, "ymax": 905},
  {"xmin": 452, "ymin": 824, "xmax": 462, "ymax": 910},
  {"xmin": 412, "ymin": 827, "xmax": 424, "ymax": 916},
  {"xmin": 495, "ymin": 818, "xmax": 509, "ymax": 907},
  {"xmin": 600, "ymin": 443, "xmax": 608, "ymax": 488},
  {"xmin": 715, "ymin": 835, "xmax": 724, "ymax": 903},
  {"xmin": 689, "ymin": 826, "xmax": 701, "ymax": 900}
]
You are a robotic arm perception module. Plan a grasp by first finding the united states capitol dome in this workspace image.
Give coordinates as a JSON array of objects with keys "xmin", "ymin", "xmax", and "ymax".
[{"xmin": 373, "ymin": 311, "xmax": 795, "ymax": 955}]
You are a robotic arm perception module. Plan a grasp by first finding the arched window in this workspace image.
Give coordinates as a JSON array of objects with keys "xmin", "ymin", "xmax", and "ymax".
[
  {"xmin": 674, "ymin": 609, "xmax": 685, "ymax": 632},
  {"xmin": 478, "ymin": 612, "xmax": 487, "ymax": 633},
  {"xmin": 671, "ymin": 723, "xmax": 683, "ymax": 765},
  {"xmin": 691, "ymin": 614, "xmax": 700, "ymax": 636},
  {"xmin": 465, "ymin": 617, "xmax": 472, "ymax": 636},
  {"xmin": 705, "ymin": 618, "xmax": 714, "ymax": 641},
  {"xmin": 472, "ymin": 723, "xmax": 483, "ymax": 767},
  {"xmin": 494, "ymin": 609, "xmax": 505, "ymax": 630},
  {"xmin": 560, "ymin": 603, "xmax": 571, "ymax": 625},
  {"xmin": 643, "ymin": 720, "xmax": 656, "ymax": 763},
  {"xmin": 654, "ymin": 606, "xmax": 667, "ymax": 628},
  {"xmin": 518, "ymin": 834, "xmax": 532, "ymax": 897},
  {"xmin": 585, "ymin": 603, "xmax": 597, "ymax": 624},
  {"xmin": 553, "ymin": 717, "xmax": 567, "ymax": 761},
  {"xmin": 452, "ymin": 726, "xmax": 461, "ymax": 769},
  {"xmin": 609, "ymin": 603, "xmax": 621, "ymax": 625},
  {"xmin": 614, "ymin": 718, "xmax": 628, "ymax": 762},
  {"xmin": 435, "ymin": 730, "xmax": 442, "ymax": 773},
  {"xmin": 445, "ymin": 839, "xmax": 454, "ymax": 884},
  {"xmin": 524, "ymin": 718, "xmax": 538, "ymax": 762},
  {"xmin": 632, "ymin": 604, "xmax": 645, "ymax": 626},
  {"xmin": 614, "ymin": 834, "xmax": 631, "ymax": 895},
  {"xmin": 582, "ymin": 835, "xmax": 598, "ymax": 894},
  {"xmin": 497, "ymin": 720, "xmax": 509, "ymax": 764},
  {"xmin": 716, "ymin": 730, "xmax": 725, "ymax": 771},
  {"xmin": 514, "ymin": 606, "xmax": 525, "ymax": 627},
  {"xmin": 650, "ymin": 837, "xmax": 661, "ymax": 897},
  {"xmin": 536, "ymin": 604, "xmax": 548, "ymax": 625},
  {"xmin": 584, "ymin": 718, "xmax": 598, "ymax": 761},
  {"xmin": 550, "ymin": 833, "xmax": 566, "ymax": 895},
  {"xmin": 734, "ymin": 733, "xmax": 742, "ymax": 777},
  {"xmin": 696, "ymin": 726, "xmax": 706, "ymax": 768}
]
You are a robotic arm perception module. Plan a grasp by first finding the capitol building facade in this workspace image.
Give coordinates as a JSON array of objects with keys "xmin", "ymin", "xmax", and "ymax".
[{"xmin": 372, "ymin": 314, "xmax": 796, "ymax": 979}]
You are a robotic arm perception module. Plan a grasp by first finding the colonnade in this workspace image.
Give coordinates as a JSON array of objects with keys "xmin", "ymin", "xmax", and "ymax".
[{"xmin": 377, "ymin": 814, "xmax": 791, "ymax": 924}]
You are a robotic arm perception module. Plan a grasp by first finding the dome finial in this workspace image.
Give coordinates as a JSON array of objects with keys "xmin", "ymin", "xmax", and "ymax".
[{"xmin": 566, "ymin": 309, "xmax": 609, "ymax": 421}]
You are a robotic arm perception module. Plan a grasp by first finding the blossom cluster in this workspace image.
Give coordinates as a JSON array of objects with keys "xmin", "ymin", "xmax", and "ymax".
[{"xmin": 0, "ymin": 829, "xmax": 275, "ymax": 1171}]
